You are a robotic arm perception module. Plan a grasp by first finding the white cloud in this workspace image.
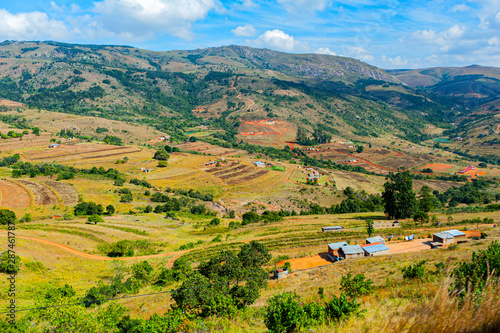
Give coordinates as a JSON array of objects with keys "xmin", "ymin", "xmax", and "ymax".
[
  {"xmin": 451, "ymin": 4, "xmax": 470, "ymax": 12},
  {"xmin": 231, "ymin": 24, "xmax": 256, "ymax": 37},
  {"xmin": 381, "ymin": 55, "xmax": 407, "ymax": 67},
  {"xmin": 91, "ymin": 0, "xmax": 218, "ymax": 40},
  {"xmin": 277, "ymin": 0, "xmax": 329, "ymax": 14},
  {"xmin": 488, "ymin": 36, "xmax": 499, "ymax": 45},
  {"xmin": 411, "ymin": 24, "xmax": 465, "ymax": 46},
  {"xmin": 0, "ymin": 9, "xmax": 70, "ymax": 40},
  {"xmin": 255, "ymin": 29, "xmax": 308, "ymax": 51},
  {"xmin": 495, "ymin": 11, "xmax": 500, "ymax": 23},
  {"xmin": 314, "ymin": 47, "xmax": 336, "ymax": 56},
  {"xmin": 345, "ymin": 46, "xmax": 374, "ymax": 61}
]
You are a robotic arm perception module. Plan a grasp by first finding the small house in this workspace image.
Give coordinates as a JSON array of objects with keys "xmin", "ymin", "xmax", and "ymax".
[
  {"xmin": 254, "ymin": 161, "xmax": 265, "ymax": 168},
  {"xmin": 143, "ymin": 169, "xmax": 154, "ymax": 173},
  {"xmin": 273, "ymin": 268, "xmax": 289, "ymax": 279},
  {"xmin": 366, "ymin": 236, "xmax": 386, "ymax": 245},
  {"xmin": 433, "ymin": 232, "xmax": 454, "ymax": 246},
  {"xmin": 443, "ymin": 229, "xmax": 466, "ymax": 238},
  {"xmin": 458, "ymin": 165, "xmax": 475, "ymax": 174},
  {"xmin": 327, "ymin": 241, "xmax": 348, "ymax": 259},
  {"xmin": 338, "ymin": 245, "xmax": 364, "ymax": 259},
  {"xmin": 373, "ymin": 220, "xmax": 401, "ymax": 229},
  {"xmin": 48, "ymin": 144, "xmax": 61, "ymax": 148},
  {"xmin": 362, "ymin": 243, "xmax": 390, "ymax": 257},
  {"xmin": 322, "ymin": 226, "xmax": 344, "ymax": 232}
]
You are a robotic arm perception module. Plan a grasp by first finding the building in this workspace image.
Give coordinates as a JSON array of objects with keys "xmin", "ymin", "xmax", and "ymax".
[
  {"xmin": 443, "ymin": 229, "xmax": 466, "ymax": 238},
  {"xmin": 338, "ymin": 245, "xmax": 365, "ymax": 259},
  {"xmin": 48, "ymin": 144, "xmax": 61, "ymax": 148},
  {"xmin": 327, "ymin": 241, "xmax": 348, "ymax": 259},
  {"xmin": 362, "ymin": 243, "xmax": 390, "ymax": 257},
  {"xmin": 254, "ymin": 161, "xmax": 265, "ymax": 168},
  {"xmin": 373, "ymin": 220, "xmax": 401, "ymax": 229},
  {"xmin": 366, "ymin": 236, "xmax": 386, "ymax": 245},
  {"xmin": 433, "ymin": 232, "xmax": 454, "ymax": 246},
  {"xmin": 322, "ymin": 226, "xmax": 344, "ymax": 232},
  {"xmin": 458, "ymin": 165, "xmax": 475, "ymax": 174},
  {"xmin": 273, "ymin": 268, "xmax": 289, "ymax": 279}
]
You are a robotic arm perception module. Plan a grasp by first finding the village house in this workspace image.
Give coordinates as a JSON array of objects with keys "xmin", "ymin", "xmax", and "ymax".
[
  {"xmin": 327, "ymin": 241, "xmax": 349, "ymax": 260},
  {"xmin": 361, "ymin": 243, "xmax": 390, "ymax": 257},
  {"xmin": 254, "ymin": 161, "xmax": 265, "ymax": 168},
  {"xmin": 366, "ymin": 236, "xmax": 386, "ymax": 245},
  {"xmin": 433, "ymin": 232, "xmax": 454, "ymax": 246},
  {"xmin": 338, "ymin": 245, "xmax": 364, "ymax": 259}
]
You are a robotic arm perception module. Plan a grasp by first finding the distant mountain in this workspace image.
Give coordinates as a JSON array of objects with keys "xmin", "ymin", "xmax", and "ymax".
[{"xmin": 0, "ymin": 41, "xmax": 480, "ymax": 142}]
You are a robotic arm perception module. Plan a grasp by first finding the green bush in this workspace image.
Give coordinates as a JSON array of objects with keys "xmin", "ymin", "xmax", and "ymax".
[
  {"xmin": 87, "ymin": 214, "xmax": 104, "ymax": 224},
  {"xmin": 324, "ymin": 292, "xmax": 360, "ymax": 322},
  {"xmin": 340, "ymin": 272, "xmax": 374, "ymax": 298},
  {"xmin": 264, "ymin": 292, "xmax": 307, "ymax": 333},
  {"xmin": 401, "ymin": 260, "xmax": 427, "ymax": 279}
]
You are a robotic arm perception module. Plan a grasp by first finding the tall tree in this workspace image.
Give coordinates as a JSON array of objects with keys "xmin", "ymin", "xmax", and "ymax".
[
  {"xmin": 418, "ymin": 186, "xmax": 435, "ymax": 212},
  {"xmin": 366, "ymin": 219, "xmax": 375, "ymax": 237},
  {"xmin": 296, "ymin": 126, "xmax": 309, "ymax": 145},
  {"xmin": 382, "ymin": 170, "xmax": 417, "ymax": 219}
]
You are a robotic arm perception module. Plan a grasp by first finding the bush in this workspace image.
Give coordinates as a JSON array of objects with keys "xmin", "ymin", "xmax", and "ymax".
[
  {"xmin": 0, "ymin": 209, "xmax": 16, "ymax": 225},
  {"xmin": 340, "ymin": 272, "xmax": 374, "ymax": 298},
  {"xmin": 114, "ymin": 178, "xmax": 125, "ymax": 186},
  {"xmin": 120, "ymin": 193, "xmax": 133, "ymax": 203},
  {"xmin": 0, "ymin": 251, "xmax": 21, "ymax": 274},
  {"xmin": 210, "ymin": 218, "xmax": 221, "ymax": 226},
  {"xmin": 264, "ymin": 292, "xmax": 307, "ymax": 333},
  {"xmin": 157, "ymin": 160, "xmax": 168, "ymax": 167},
  {"xmin": 324, "ymin": 292, "xmax": 360, "ymax": 322},
  {"xmin": 190, "ymin": 205, "xmax": 206, "ymax": 215},
  {"xmin": 402, "ymin": 260, "xmax": 427, "ymax": 279}
]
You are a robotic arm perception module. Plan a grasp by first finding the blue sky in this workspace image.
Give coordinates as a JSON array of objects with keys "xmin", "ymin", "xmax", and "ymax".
[{"xmin": 1, "ymin": 0, "xmax": 499, "ymax": 69}]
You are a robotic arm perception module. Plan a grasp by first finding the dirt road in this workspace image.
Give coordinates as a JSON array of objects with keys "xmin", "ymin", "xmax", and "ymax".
[{"xmin": 1, "ymin": 233, "xmax": 187, "ymax": 261}]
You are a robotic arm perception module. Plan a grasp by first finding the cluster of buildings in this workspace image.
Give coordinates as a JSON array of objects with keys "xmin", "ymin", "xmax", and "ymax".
[
  {"xmin": 139, "ymin": 167, "xmax": 154, "ymax": 173},
  {"xmin": 327, "ymin": 235, "xmax": 390, "ymax": 261},
  {"xmin": 205, "ymin": 158, "xmax": 226, "ymax": 167}
]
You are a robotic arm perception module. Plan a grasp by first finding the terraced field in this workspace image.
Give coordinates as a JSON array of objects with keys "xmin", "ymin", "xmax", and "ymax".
[{"xmin": 18, "ymin": 180, "xmax": 59, "ymax": 205}]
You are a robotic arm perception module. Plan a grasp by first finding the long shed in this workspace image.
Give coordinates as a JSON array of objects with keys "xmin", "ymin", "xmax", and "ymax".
[
  {"xmin": 362, "ymin": 244, "xmax": 390, "ymax": 257},
  {"xmin": 366, "ymin": 236, "xmax": 386, "ymax": 245},
  {"xmin": 322, "ymin": 226, "xmax": 344, "ymax": 232}
]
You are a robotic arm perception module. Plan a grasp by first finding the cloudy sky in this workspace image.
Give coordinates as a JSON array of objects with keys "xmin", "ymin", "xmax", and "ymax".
[{"xmin": 1, "ymin": 0, "xmax": 500, "ymax": 68}]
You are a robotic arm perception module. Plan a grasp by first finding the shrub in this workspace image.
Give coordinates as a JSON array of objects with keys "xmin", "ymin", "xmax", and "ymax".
[
  {"xmin": 0, "ymin": 251, "xmax": 21, "ymax": 274},
  {"xmin": 87, "ymin": 214, "xmax": 104, "ymax": 224},
  {"xmin": 340, "ymin": 272, "xmax": 374, "ymax": 298},
  {"xmin": 324, "ymin": 293, "xmax": 360, "ymax": 322},
  {"xmin": 264, "ymin": 292, "xmax": 307, "ymax": 333},
  {"xmin": 0, "ymin": 209, "xmax": 16, "ymax": 225},
  {"xmin": 210, "ymin": 218, "xmax": 221, "ymax": 226},
  {"xmin": 157, "ymin": 160, "xmax": 168, "ymax": 167},
  {"xmin": 402, "ymin": 260, "xmax": 427, "ymax": 279}
]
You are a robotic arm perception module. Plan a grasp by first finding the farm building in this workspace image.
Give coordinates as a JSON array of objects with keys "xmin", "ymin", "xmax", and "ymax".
[
  {"xmin": 433, "ymin": 232, "xmax": 454, "ymax": 246},
  {"xmin": 338, "ymin": 245, "xmax": 364, "ymax": 259},
  {"xmin": 373, "ymin": 220, "xmax": 401, "ymax": 229},
  {"xmin": 322, "ymin": 226, "xmax": 344, "ymax": 232},
  {"xmin": 458, "ymin": 165, "xmax": 475, "ymax": 174},
  {"xmin": 254, "ymin": 161, "xmax": 265, "ymax": 168},
  {"xmin": 327, "ymin": 241, "xmax": 348, "ymax": 259},
  {"xmin": 48, "ymin": 144, "xmax": 61, "ymax": 148},
  {"xmin": 362, "ymin": 243, "xmax": 390, "ymax": 257},
  {"xmin": 366, "ymin": 236, "xmax": 386, "ymax": 245},
  {"xmin": 443, "ymin": 229, "xmax": 466, "ymax": 238},
  {"xmin": 273, "ymin": 268, "xmax": 289, "ymax": 279}
]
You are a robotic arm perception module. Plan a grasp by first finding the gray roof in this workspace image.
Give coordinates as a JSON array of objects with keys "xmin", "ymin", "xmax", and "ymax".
[
  {"xmin": 328, "ymin": 241, "xmax": 348, "ymax": 250},
  {"xmin": 434, "ymin": 232, "xmax": 454, "ymax": 239},
  {"xmin": 366, "ymin": 236, "xmax": 385, "ymax": 243},
  {"xmin": 340, "ymin": 245, "xmax": 364, "ymax": 255},
  {"xmin": 444, "ymin": 229, "xmax": 466, "ymax": 237},
  {"xmin": 323, "ymin": 226, "xmax": 343, "ymax": 230},
  {"xmin": 363, "ymin": 244, "xmax": 390, "ymax": 254}
]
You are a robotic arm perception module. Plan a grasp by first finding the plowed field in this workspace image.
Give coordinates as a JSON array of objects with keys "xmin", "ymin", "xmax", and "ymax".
[
  {"xmin": 0, "ymin": 180, "xmax": 31, "ymax": 208},
  {"xmin": 43, "ymin": 181, "xmax": 79, "ymax": 206},
  {"xmin": 18, "ymin": 180, "xmax": 59, "ymax": 205}
]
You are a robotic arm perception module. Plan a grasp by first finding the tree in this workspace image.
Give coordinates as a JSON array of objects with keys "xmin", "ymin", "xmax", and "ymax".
[
  {"xmin": 32, "ymin": 127, "xmax": 40, "ymax": 135},
  {"xmin": 157, "ymin": 160, "xmax": 168, "ymax": 167},
  {"xmin": 131, "ymin": 261, "xmax": 153, "ymax": 281},
  {"xmin": 401, "ymin": 260, "xmax": 427, "ymax": 279},
  {"xmin": 356, "ymin": 145, "xmax": 364, "ymax": 153},
  {"xmin": 0, "ymin": 209, "xmax": 16, "ymax": 225},
  {"xmin": 264, "ymin": 292, "xmax": 307, "ymax": 333},
  {"xmin": 87, "ymin": 214, "xmax": 103, "ymax": 224},
  {"xmin": 296, "ymin": 126, "xmax": 309, "ymax": 145},
  {"xmin": 0, "ymin": 251, "xmax": 21, "ymax": 274},
  {"xmin": 324, "ymin": 293, "xmax": 360, "ymax": 322},
  {"xmin": 413, "ymin": 211, "xmax": 429, "ymax": 225},
  {"xmin": 210, "ymin": 218, "xmax": 220, "ymax": 226},
  {"xmin": 153, "ymin": 150, "xmax": 170, "ymax": 161},
  {"xmin": 382, "ymin": 170, "xmax": 417, "ymax": 219},
  {"xmin": 366, "ymin": 219, "xmax": 375, "ymax": 237},
  {"xmin": 419, "ymin": 186, "xmax": 435, "ymax": 212},
  {"xmin": 238, "ymin": 240, "xmax": 271, "ymax": 268},
  {"xmin": 105, "ymin": 205, "xmax": 115, "ymax": 215}
]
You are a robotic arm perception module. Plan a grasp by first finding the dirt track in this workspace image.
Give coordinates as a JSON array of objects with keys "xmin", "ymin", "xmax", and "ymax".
[{"xmin": 2, "ymin": 233, "xmax": 187, "ymax": 261}]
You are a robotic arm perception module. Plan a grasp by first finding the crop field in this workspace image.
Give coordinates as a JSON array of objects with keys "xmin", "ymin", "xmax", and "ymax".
[
  {"xmin": 0, "ymin": 134, "xmax": 52, "ymax": 153},
  {"xmin": 43, "ymin": 180, "xmax": 79, "ymax": 205},
  {"xmin": 0, "ymin": 179, "xmax": 31, "ymax": 208},
  {"xmin": 172, "ymin": 141, "xmax": 246, "ymax": 156},
  {"xmin": 18, "ymin": 179, "xmax": 59, "ymax": 205}
]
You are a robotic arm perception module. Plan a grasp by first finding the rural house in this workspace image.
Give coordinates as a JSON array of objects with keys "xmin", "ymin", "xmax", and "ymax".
[
  {"xmin": 273, "ymin": 268, "xmax": 289, "ymax": 279},
  {"xmin": 433, "ymin": 232, "xmax": 454, "ymax": 246},
  {"xmin": 327, "ymin": 241, "xmax": 348, "ymax": 260},
  {"xmin": 366, "ymin": 236, "xmax": 386, "ymax": 245},
  {"xmin": 443, "ymin": 229, "xmax": 466, "ymax": 238},
  {"xmin": 458, "ymin": 165, "xmax": 475, "ymax": 174},
  {"xmin": 338, "ymin": 245, "xmax": 364, "ymax": 259},
  {"xmin": 373, "ymin": 220, "xmax": 401, "ymax": 229},
  {"xmin": 254, "ymin": 161, "xmax": 265, "ymax": 168}
]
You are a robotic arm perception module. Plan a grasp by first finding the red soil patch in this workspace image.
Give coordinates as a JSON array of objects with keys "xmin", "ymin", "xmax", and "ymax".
[
  {"xmin": 396, "ymin": 152, "xmax": 403, "ymax": 157},
  {"xmin": 277, "ymin": 253, "xmax": 331, "ymax": 270},
  {"xmin": 422, "ymin": 163, "xmax": 454, "ymax": 172},
  {"xmin": 0, "ymin": 180, "xmax": 31, "ymax": 208}
]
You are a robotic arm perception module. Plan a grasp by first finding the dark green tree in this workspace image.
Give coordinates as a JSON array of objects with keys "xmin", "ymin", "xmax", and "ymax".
[
  {"xmin": 264, "ymin": 292, "xmax": 307, "ymax": 333},
  {"xmin": 366, "ymin": 219, "xmax": 375, "ymax": 237},
  {"xmin": 296, "ymin": 126, "xmax": 309, "ymax": 145},
  {"xmin": 0, "ymin": 209, "xmax": 16, "ymax": 225},
  {"xmin": 382, "ymin": 170, "xmax": 417, "ymax": 219},
  {"xmin": 418, "ymin": 186, "xmax": 435, "ymax": 212}
]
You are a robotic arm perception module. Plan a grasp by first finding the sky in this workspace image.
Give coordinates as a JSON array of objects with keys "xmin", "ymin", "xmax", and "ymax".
[{"xmin": 1, "ymin": 0, "xmax": 499, "ymax": 69}]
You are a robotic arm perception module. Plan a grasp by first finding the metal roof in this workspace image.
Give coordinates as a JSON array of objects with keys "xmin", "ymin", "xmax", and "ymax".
[
  {"xmin": 323, "ymin": 226, "xmax": 343, "ymax": 230},
  {"xmin": 363, "ymin": 244, "xmax": 390, "ymax": 254},
  {"xmin": 340, "ymin": 245, "xmax": 364, "ymax": 255},
  {"xmin": 366, "ymin": 236, "xmax": 385, "ymax": 243},
  {"xmin": 434, "ymin": 232, "xmax": 454, "ymax": 239},
  {"xmin": 328, "ymin": 241, "xmax": 348, "ymax": 250},
  {"xmin": 444, "ymin": 229, "xmax": 466, "ymax": 237}
]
